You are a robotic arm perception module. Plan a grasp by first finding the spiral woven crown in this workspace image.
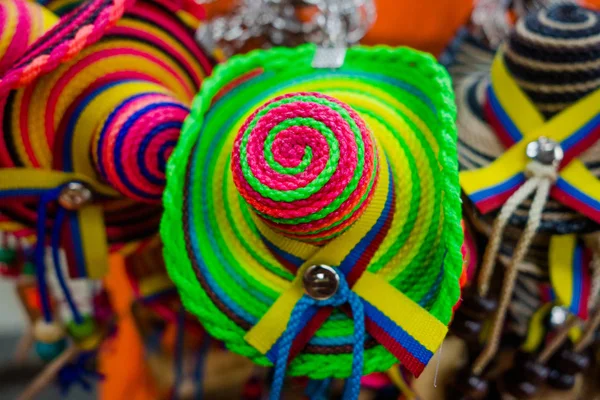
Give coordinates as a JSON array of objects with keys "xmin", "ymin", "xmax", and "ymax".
[
  {"xmin": 504, "ymin": 3, "xmax": 600, "ymax": 117},
  {"xmin": 231, "ymin": 92, "xmax": 379, "ymax": 245}
]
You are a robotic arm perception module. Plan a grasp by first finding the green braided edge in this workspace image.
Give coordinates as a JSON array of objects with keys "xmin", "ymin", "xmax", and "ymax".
[{"xmin": 161, "ymin": 44, "xmax": 463, "ymax": 378}]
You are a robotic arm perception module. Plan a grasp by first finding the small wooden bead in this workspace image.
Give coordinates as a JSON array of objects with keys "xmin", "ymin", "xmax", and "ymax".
[
  {"xmin": 547, "ymin": 369, "xmax": 576, "ymax": 391},
  {"xmin": 450, "ymin": 314, "xmax": 483, "ymax": 341},
  {"xmin": 550, "ymin": 347, "xmax": 590, "ymax": 375},
  {"xmin": 35, "ymin": 339, "xmax": 66, "ymax": 361},
  {"xmin": 447, "ymin": 371, "xmax": 489, "ymax": 400},
  {"xmin": 502, "ymin": 366, "xmax": 545, "ymax": 398},
  {"xmin": 460, "ymin": 293, "xmax": 497, "ymax": 320},
  {"xmin": 514, "ymin": 352, "xmax": 550, "ymax": 384},
  {"xmin": 34, "ymin": 319, "xmax": 65, "ymax": 343}
]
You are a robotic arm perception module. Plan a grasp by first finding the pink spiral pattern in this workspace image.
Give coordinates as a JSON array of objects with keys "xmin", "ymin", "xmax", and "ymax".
[{"xmin": 231, "ymin": 92, "xmax": 379, "ymax": 244}]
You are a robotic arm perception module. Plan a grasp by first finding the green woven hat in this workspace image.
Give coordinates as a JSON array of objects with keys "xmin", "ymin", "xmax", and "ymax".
[{"xmin": 161, "ymin": 44, "xmax": 462, "ymax": 387}]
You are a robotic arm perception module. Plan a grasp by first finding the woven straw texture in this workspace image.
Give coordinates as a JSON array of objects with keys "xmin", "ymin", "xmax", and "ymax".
[
  {"xmin": 162, "ymin": 44, "xmax": 462, "ymax": 378},
  {"xmin": 453, "ymin": 5, "xmax": 600, "ymax": 234},
  {"xmin": 0, "ymin": 0, "xmax": 214, "ymax": 249}
]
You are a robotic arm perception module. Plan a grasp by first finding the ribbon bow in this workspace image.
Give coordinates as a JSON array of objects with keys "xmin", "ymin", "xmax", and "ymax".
[{"xmin": 244, "ymin": 156, "xmax": 447, "ymax": 399}]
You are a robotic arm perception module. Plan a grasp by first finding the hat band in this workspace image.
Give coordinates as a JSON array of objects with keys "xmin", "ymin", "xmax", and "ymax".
[
  {"xmin": 461, "ymin": 53, "xmax": 600, "ymax": 222},
  {"xmin": 244, "ymin": 153, "xmax": 448, "ymax": 377}
]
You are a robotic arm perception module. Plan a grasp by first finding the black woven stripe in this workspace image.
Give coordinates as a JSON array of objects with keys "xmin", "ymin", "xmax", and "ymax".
[
  {"xmin": 504, "ymin": 56, "xmax": 600, "ymax": 86},
  {"xmin": 521, "ymin": 87, "xmax": 596, "ymax": 105},
  {"xmin": 525, "ymin": 18, "xmax": 600, "ymax": 40},
  {"xmin": 2, "ymin": 90, "xmax": 24, "ymax": 167},
  {"xmin": 508, "ymin": 34, "xmax": 600, "ymax": 63}
]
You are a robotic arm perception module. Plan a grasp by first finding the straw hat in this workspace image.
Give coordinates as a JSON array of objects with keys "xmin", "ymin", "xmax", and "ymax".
[
  {"xmin": 162, "ymin": 44, "xmax": 463, "ymax": 388},
  {"xmin": 456, "ymin": 3, "xmax": 600, "ymax": 234}
]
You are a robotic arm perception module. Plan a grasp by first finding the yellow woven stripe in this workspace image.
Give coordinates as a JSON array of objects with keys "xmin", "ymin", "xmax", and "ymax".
[
  {"xmin": 0, "ymin": 1, "xmax": 17, "ymax": 59},
  {"xmin": 220, "ymin": 135, "xmax": 290, "ymax": 291},
  {"xmin": 75, "ymin": 81, "xmax": 169, "ymax": 181},
  {"xmin": 253, "ymin": 215, "xmax": 319, "ymax": 261},
  {"xmin": 353, "ymin": 272, "xmax": 447, "ymax": 353},
  {"xmin": 118, "ymin": 19, "xmax": 205, "ymax": 86},
  {"xmin": 244, "ymin": 155, "xmax": 390, "ymax": 354}
]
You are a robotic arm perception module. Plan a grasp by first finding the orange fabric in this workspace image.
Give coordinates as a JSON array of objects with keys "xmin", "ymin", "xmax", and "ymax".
[
  {"xmin": 585, "ymin": 0, "xmax": 600, "ymax": 8},
  {"xmin": 98, "ymin": 253, "xmax": 159, "ymax": 400},
  {"xmin": 362, "ymin": 0, "xmax": 473, "ymax": 56}
]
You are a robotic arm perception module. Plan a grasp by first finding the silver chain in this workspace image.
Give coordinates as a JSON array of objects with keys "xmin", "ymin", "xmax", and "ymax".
[{"xmin": 196, "ymin": 0, "xmax": 375, "ymax": 57}]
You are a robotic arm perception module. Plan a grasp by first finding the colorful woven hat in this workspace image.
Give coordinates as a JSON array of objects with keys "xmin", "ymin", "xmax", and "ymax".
[
  {"xmin": 448, "ymin": 5, "xmax": 600, "ymax": 394},
  {"xmin": 0, "ymin": 0, "xmax": 214, "ymax": 367},
  {"xmin": 162, "ymin": 44, "xmax": 463, "ymax": 396},
  {"xmin": 456, "ymin": 3, "xmax": 600, "ymax": 233}
]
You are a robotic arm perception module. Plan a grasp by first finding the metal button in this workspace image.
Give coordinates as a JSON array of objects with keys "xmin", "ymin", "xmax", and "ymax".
[
  {"xmin": 303, "ymin": 264, "xmax": 339, "ymax": 300},
  {"xmin": 58, "ymin": 182, "xmax": 93, "ymax": 210},
  {"xmin": 526, "ymin": 137, "xmax": 564, "ymax": 167}
]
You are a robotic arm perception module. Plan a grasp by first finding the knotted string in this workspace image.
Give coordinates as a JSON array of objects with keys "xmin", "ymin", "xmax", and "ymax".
[
  {"xmin": 34, "ymin": 184, "xmax": 86, "ymax": 327},
  {"xmin": 35, "ymin": 188, "xmax": 63, "ymax": 322},
  {"xmin": 270, "ymin": 277, "xmax": 365, "ymax": 400},
  {"xmin": 473, "ymin": 160, "xmax": 557, "ymax": 375},
  {"xmin": 51, "ymin": 207, "xmax": 83, "ymax": 324}
]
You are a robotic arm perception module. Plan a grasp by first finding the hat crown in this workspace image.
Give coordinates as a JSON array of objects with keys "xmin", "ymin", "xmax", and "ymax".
[
  {"xmin": 503, "ymin": 3, "xmax": 600, "ymax": 118},
  {"xmin": 231, "ymin": 92, "xmax": 380, "ymax": 246}
]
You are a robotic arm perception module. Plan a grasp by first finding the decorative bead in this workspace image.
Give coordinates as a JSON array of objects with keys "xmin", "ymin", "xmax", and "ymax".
[
  {"xmin": 500, "ymin": 353, "xmax": 548, "ymax": 399},
  {"xmin": 451, "ymin": 291, "xmax": 496, "ymax": 341},
  {"xmin": 447, "ymin": 371, "xmax": 489, "ymax": 400},
  {"xmin": 303, "ymin": 265, "xmax": 340, "ymax": 300},
  {"xmin": 22, "ymin": 261, "xmax": 35, "ymax": 275},
  {"xmin": 547, "ymin": 369, "xmax": 576, "ymax": 390},
  {"xmin": 34, "ymin": 319, "xmax": 65, "ymax": 343},
  {"xmin": 35, "ymin": 339, "xmax": 67, "ymax": 361},
  {"xmin": 460, "ymin": 293, "xmax": 498, "ymax": 320},
  {"xmin": 451, "ymin": 314, "xmax": 483, "ymax": 341},
  {"xmin": 58, "ymin": 182, "xmax": 93, "ymax": 210},
  {"xmin": 67, "ymin": 316, "xmax": 96, "ymax": 341},
  {"xmin": 550, "ymin": 347, "xmax": 590, "ymax": 375}
]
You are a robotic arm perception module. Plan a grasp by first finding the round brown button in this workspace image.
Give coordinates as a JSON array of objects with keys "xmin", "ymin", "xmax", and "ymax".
[
  {"xmin": 58, "ymin": 182, "xmax": 93, "ymax": 210},
  {"xmin": 303, "ymin": 264, "xmax": 339, "ymax": 300}
]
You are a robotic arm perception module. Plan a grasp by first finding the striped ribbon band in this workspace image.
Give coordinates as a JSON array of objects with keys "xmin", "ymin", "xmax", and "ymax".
[
  {"xmin": 549, "ymin": 235, "xmax": 592, "ymax": 320},
  {"xmin": 461, "ymin": 52, "xmax": 600, "ymax": 222}
]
